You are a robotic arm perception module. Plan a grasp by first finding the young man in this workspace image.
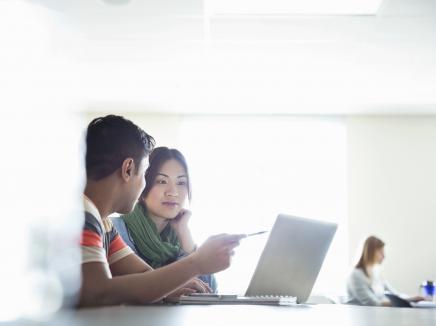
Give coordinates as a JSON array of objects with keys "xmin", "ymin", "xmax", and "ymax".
[{"xmin": 80, "ymin": 115, "xmax": 244, "ymax": 306}]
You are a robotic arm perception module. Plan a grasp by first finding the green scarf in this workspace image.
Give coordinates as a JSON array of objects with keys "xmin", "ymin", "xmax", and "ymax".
[{"xmin": 122, "ymin": 203, "xmax": 181, "ymax": 268}]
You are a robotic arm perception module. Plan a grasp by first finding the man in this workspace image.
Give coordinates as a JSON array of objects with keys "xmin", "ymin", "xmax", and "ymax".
[{"xmin": 80, "ymin": 115, "xmax": 244, "ymax": 306}]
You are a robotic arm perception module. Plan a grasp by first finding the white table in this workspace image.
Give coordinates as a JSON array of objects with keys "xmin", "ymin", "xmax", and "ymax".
[{"xmin": 11, "ymin": 304, "xmax": 436, "ymax": 326}]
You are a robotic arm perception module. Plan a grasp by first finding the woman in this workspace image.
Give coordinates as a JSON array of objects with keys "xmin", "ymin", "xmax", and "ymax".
[
  {"xmin": 113, "ymin": 147, "xmax": 217, "ymax": 292},
  {"xmin": 347, "ymin": 236, "xmax": 422, "ymax": 306}
]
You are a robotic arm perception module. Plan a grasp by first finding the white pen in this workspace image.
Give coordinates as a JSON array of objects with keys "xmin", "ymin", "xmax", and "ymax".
[{"xmin": 245, "ymin": 231, "xmax": 268, "ymax": 237}]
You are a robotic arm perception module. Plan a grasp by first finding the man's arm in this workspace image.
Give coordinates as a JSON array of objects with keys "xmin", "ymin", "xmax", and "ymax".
[
  {"xmin": 110, "ymin": 253, "xmax": 152, "ymax": 276},
  {"xmin": 79, "ymin": 253, "xmax": 200, "ymax": 306},
  {"xmin": 79, "ymin": 233, "xmax": 245, "ymax": 307},
  {"xmin": 109, "ymin": 253, "xmax": 211, "ymax": 292}
]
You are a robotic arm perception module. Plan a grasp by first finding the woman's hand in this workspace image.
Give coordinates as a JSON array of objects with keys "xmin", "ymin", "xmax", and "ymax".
[
  {"xmin": 170, "ymin": 209, "xmax": 196, "ymax": 253},
  {"xmin": 170, "ymin": 208, "xmax": 191, "ymax": 233},
  {"xmin": 408, "ymin": 295, "xmax": 426, "ymax": 302}
]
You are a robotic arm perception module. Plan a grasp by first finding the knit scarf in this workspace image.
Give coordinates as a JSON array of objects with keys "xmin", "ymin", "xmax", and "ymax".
[{"xmin": 122, "ymin": 203, "xmax": 181, "ymax": 268}]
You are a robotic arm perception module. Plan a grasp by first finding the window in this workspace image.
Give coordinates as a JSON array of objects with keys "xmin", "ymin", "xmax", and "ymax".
[{"xmin": 178, "ymin": 116, "xmax": 347, "ymax": 296}]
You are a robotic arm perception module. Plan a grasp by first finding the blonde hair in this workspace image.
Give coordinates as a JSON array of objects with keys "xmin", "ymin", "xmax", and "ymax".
[{"xmin": 355, "ymin": 236, "xmax": 385, "ymax": 277}]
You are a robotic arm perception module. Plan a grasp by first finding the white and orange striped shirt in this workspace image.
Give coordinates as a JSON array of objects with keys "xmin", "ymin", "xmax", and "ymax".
[{"xmin": 81, "ymin": 195, "xmax": 133, "ymax": 267}]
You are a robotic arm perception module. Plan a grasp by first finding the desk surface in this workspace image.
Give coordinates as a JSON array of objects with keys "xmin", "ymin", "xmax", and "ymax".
[{"xmin": 7, "ymin": 304, "xmax": 436, "ymax": 326}]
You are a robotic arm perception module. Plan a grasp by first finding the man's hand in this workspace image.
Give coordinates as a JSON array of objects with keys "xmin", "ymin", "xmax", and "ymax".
[
  {"xmin": 166, "ymin": 278, "xmax": 212, "ymax": 299},
  {"xmin": 190, "ymin": 233, "xmax": 246, "ymax": 275},
  {"xmin": 183, "ymin": 278, "xmax": 212, "ymax": 293}
]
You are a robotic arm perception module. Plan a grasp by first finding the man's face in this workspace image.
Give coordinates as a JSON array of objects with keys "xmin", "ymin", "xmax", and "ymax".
[{"xmin": 119, "ymin": 156, "xmax": 148, "ymax": 214}]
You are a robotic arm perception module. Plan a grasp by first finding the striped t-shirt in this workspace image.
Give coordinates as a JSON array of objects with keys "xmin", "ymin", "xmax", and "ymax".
[{"xmin": 81, "ymin": 195, "xmax": 133, "ymax": 267}]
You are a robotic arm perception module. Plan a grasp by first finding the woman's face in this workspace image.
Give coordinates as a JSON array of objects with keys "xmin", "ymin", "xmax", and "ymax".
[
  {"xmin": 144, "ymin": 159, "xmax": 189, "ymax": 219},
  {"xmin": 374, "ymin": 247, "xmax": 385, "ymax": 265}
]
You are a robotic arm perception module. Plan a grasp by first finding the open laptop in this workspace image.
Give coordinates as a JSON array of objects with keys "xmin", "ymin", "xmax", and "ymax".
[
  {"xmin": 385, "ymin": 293, "xmax": 436, "ymax": 308},
  {"xmin": 178, "ymin": 214, "xmax": 337, "ymax": 305}
]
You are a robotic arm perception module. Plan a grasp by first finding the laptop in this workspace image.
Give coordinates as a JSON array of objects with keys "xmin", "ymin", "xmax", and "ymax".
[
  {"xmin": 385, "ymin": 293, "xmax": 436, "ymax": 308},
  {"xmin": 178, "ymin": 214, "xmax": 338, "ymax": 305}
]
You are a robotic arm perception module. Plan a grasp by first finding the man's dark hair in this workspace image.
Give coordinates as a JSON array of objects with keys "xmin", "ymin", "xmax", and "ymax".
[{"xmin": 86, "ymin": 115, "xmax": 155, "ymax": 180}]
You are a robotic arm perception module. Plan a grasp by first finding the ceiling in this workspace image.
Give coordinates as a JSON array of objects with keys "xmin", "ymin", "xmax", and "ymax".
[{"xmin": 24, "ymin": 0, "xmax": 436, "ymax": 114}]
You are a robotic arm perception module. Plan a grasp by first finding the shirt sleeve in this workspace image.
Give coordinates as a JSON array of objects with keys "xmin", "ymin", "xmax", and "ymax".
[
  {"xmin": 384, "ymin": 281, "xmax": 401, "ymax": 297},
  {"xmin": 108, "ymin": 228, "xmax": 134, "ymax": 265},
  {"xmin": 81, "ymin": 213, "xmax": 107, "ymax": 264},
  {"xmin": 347, "ymin": 269, "xmax": 382, "ymax": 306}
]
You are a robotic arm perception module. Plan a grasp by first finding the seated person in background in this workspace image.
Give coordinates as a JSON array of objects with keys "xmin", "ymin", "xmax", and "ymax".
[
  {"xmin": 80, "ymin": 115, "xmax": 244, "ymax": 307},
  {"xmin": 113, "ymin": 147, "xmax": 217, "ymax": 292},
  {"xmin": 346, "ymin": 235, "xmax": 423, "ymax": 306}
]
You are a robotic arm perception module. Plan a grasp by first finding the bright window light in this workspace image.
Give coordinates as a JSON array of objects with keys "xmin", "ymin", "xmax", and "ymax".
[
  {"xmin": 177, "ymin": 116, "xmax": 348, "ymax": 297},
  {"xmin": 0, "ymin": 2, "xmax": 83, "ymax": 321},
  {"xmin": 206, "ymin": 0, "xmax": 384, "ymax": 15}
]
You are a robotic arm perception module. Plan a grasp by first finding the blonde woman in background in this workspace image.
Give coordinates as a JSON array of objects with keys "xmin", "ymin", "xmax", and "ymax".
[{"xmin": 346, "ymin": 236, "xmax": 423, "ymax": 306}]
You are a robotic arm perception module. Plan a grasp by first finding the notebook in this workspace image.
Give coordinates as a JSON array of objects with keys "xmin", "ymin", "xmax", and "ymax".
[{"xmin": 177, "ymin": 214, "xmax": 338, "ymax": 305}]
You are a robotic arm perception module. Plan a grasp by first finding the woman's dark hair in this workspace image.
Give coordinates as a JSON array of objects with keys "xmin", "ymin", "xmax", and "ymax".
[
  {"xmin": 355, "ymin": 236, "xmax": 385, "ymax": 277},
  {"xmin": 141, "ymin": 147, "xmax": 192, "ymax": 201},
  {"xmin": 86, "ymin": 115, "xmax": 155, "ymax": 180}
]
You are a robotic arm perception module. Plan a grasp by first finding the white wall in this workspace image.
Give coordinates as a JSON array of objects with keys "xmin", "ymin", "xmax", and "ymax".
[
  {"xmin": 85, "ymin": 111, "xmax": 183, "ymax": 148},
  {"xmin": 347, "ymin": 116, "xmax": 436, "ymax": 295}
]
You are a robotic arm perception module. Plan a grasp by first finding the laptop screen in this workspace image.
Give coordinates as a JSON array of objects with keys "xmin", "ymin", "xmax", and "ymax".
[{"xmin": 245, "ymin": 214, "xmax": 337, "ymax": 303}]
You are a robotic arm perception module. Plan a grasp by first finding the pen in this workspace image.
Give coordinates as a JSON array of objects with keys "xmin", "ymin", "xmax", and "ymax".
[{"xmin": 246, "ymin": 231, "xmax": 268, "ymax": 237}]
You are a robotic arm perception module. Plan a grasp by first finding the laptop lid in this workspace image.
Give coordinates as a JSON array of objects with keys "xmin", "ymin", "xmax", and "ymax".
[
  {"xmin": 384, "ymin": 293, "xmax": 412, "ymax": 308},
  {"xmin": 245, "ymin": 214, "xmax": 337, "ymax": 303}
]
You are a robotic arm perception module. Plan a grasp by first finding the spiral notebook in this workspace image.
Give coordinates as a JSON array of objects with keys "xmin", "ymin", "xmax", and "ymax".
[{"xmin": 177, "ymin": 214, "xmax": 337, "ymax": 305}]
